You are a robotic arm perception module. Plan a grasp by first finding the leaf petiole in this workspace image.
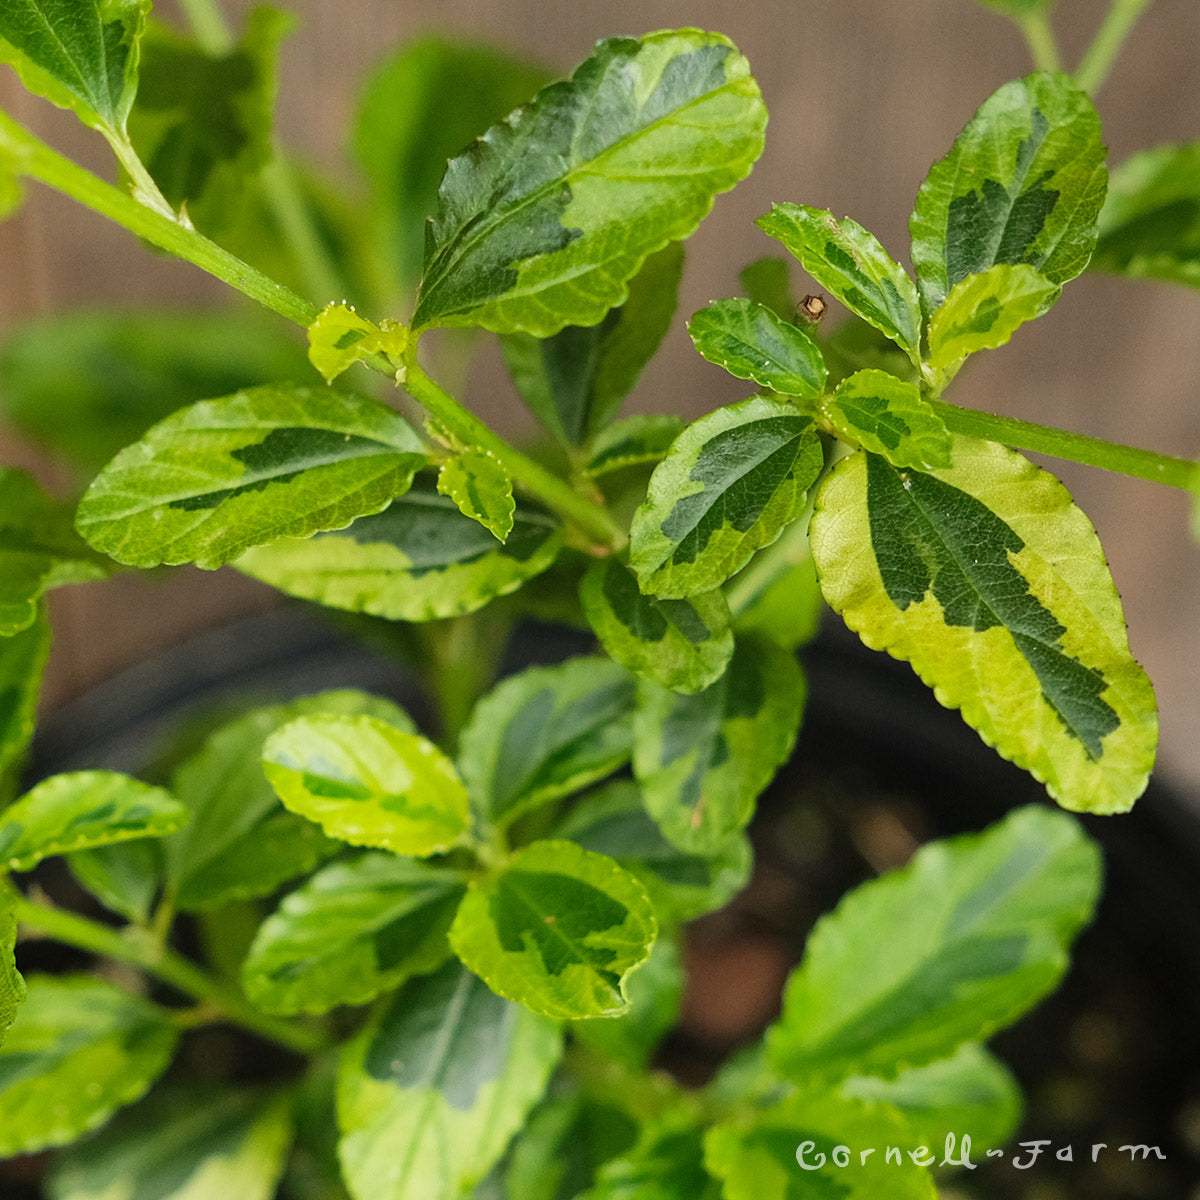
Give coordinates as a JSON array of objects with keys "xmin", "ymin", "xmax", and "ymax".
[{"xmin": 1075, "ymin": 0, "xmax": 1156, "ymax": 96}]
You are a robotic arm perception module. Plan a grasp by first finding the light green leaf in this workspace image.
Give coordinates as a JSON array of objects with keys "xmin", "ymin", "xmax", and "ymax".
[
  {"xmin": 841, "ymin": 1043, "xmax": 1023, "ymax": 1153},
  {"xmin": 413, "ymin": 30, "xmax": 766, "ymax": 335},
  {"xmin": 739, "ymin": 256, "xmax": 794, "ymax": 320},
  {"xmin": 337, "ymin": 958, "xmax": 562, "ymax": 1200},
  {"xmin": 0, "ymin": 771, "xmax": 187, "ymax": 872},
  {"xmin": 909, "ymin": 72, "xmax": 1107, "ymax": 317},
  {"xmin": 688, "ymin": 297, "xmax": 827, "ymax": 399},
  {"xmin": 127, "ymin": 7, "xmax": 292, "ymax": 237},
  {"xmin": 583, "ymin": 415, "xmax": 685, "ymax": 479},
  {"xmin": 926, "ymin": 263, "xmax": 1061, "ymax": 372},
  {"xmin": 306, "ymin": 302, "xmax": 409, "ymax": 384},
  {"xmin": 580, "ymin": 557, "xmax": 733, "ymax": 694},
  {"xmin": 0, "ymin": 159, "xmax": 22, "ymax": 220},
  {"xmin": 0, "ymin": 309, "xmax": 317, "ymax": 475},
  {"xmin": 0, "ymin": 0, "xmax": 149, "ymax": 135},
  {"xmin": 0, "ymin": 878, "xmax": 24, "ymax": 1049},
  {"xmin": 67, "ymin": 839, "xmax": 160, "ymax": 923},
  {"xmin": 810, "ymin": 437, "xmax": 1158, "ymax": 813},
  {"xmin": 47, "ymin": 1085, "xmax": 294, "ymax": 1200},
  {"xmin": 557, "ymin": 780, "xmax": 750, "ymax": 925},
  {"xmin": 1092, "ymin": 141, "xmax": 1200, "ymax": 288},
  {"xmin": 449, "ymin": 839, "xmax": 657, "ymax": 1020},
  {"xmin": 633, "ymin": 638, "xmax": 805, "ymax": 854},
  {"xmin": 0, "ymin": 974, "xmax": 178, "ymax": 1156},
  {"xmin": 705, "ymin": 1093, "xmax": 937, "ymax": 1200},
  {"xmin": 825, "ymin": 369, "xmax": 952, "ymax": 469},
  {"xmin": 590, "ymin": 1115, "xmax": 723, "ymax": 1200},
  {"xmin": 352, "ymin": 36, "xmax": 550, "ymax": 297},
  {"xmin": 0, "ymin": 469, "xmax": 110, "ymax": 636},
  {"xmin": 974, "ymin": 0, "xmax": 1053, "ymax": 15},
  {"xmin": 437, "ymin": 449, "xmax": 515, "ymax": 542},
  {"xmin": 0, "ymin": 611, "xmax": 49, "ymax": 800},
  {"xmin": 457, "ymin": 657, "xmax": 636, "ymax": 828},
  {"xmin": 242, "ymin": 854, "xmax": 465, "ymax": 1015},
  {"xmin": 629, "ymin": 396, "xmax": 823, "ymax": 599},
  {"xmin": 75, "ymin": 384, "xmax": 428, "ymax": 569},
  {"xmin": 728, "ymin": 524, "xmax": 823, "ymax": 652},
  {"xmin": 501, "ymin": 244, "xmax": 684, "ymax": 446},
  {"xmin": 767, "ymin": 806, "xmax": 1100, "ymax": 1083},
  {"xmin": 235, "ymin": 475, "xmax": 563, "ymax": 621},
  {"xmin": 756, "ymin": 204, "xmax": 922, "ymax": 363},
  {"xmin": 263, "ymin": 713, "xmax": 470, "ymax": 857}
]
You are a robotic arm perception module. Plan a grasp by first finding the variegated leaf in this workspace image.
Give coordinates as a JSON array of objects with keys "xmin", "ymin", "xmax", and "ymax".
[
  {"xmin": 437, "ymin": 448, "xmax": 514, "ymax": 542},
  {"xmin": 825, "ymin": 369, "xmax": 951, "ymax": 469},
  {"xmin": 306, "ymin": 303, "xmax": 408, "ymax": 383}
]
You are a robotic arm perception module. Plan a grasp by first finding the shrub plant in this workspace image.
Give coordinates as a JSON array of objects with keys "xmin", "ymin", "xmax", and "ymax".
[{"xmin": 0, "ymin": 0, "xmax": 1195, "ymax": 1195}]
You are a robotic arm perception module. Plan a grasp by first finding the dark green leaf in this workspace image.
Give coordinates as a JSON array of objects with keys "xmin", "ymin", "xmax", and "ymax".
[
  {"xmin": 767, "ymin": 806, "xmax": 1100, "ymax": 1082},
  {"xmin": 76, "ymin": 384, "xmax": 428, "ymax": 569},
  {"xmin": 501, "ymin": 244, "xmax": 684, "ymax": 445},
  {"xmin": 47, "ymin": 1085, "xmax": 294, "ymax": 1200},
  {"xmin": 262, "ymin": 713, "xmax": 470, "ymax": 856},
  {"xmin": 688, "ymin": 297, "xmax": 827, "ymax": 398},
  {"xmin": 581, "ymin": 557, "xmax": 734, "ymax": 694},
  {"xmin": 630, "ymin": 396, "xmax": 823, "ymax": 599},
  {"xmin": 352, "ymin": 36, "xmax": 551, "ymax": 297},
  {"xmin": 438, "ymin": 448, "xmax": 515, "ymax": 542},
  {"xmin": 0, "ymin": 0, "xmax": 148, "ymax": 135},
  {"xmin": 337, "ymin": 958, "xmax": 562, "ymax": 1200},
  {"xmin": 825, "ymin": 369, "xmax": 951, "ymax": 469},
  {"xmin": 633, "ymin": 638, "xmax": 804, "ymax": 854},
  {"xmin": 449, "ymin": 839, "xmax": 657, "ymax": 1019},
  {"xmin": 413, "ymin": 30, "xmax": 766, "ymax": 334},
  {"xmin": 0, "ymin": 469, "xmax": 109, "ymax": 636},
  {"xmin": 1092, "ymin": 142, "xmax": 1200, "ymax": 288},
  {"xmin": 235, "ymin": 475, "xmax": 563, "ymax": 621},
  {"xmin": 0, "ymin": 974, "xmax": 178, "ymax": 1156},
  {"xmin": 909, "ymin": 72, "xmax": 1107, "ymax": 317},
  {"xmin": 242, "ymin": 854, "xmax": 465, "ymax": 1015},
  {"xmin": 0, "ymin": 878, "xmax": 24, "ymax": 1050},
  {"xmin": 583, "ymin": 415, "xmax": 685, "ymax": 479},
  {"xmin": 810, "ymin": 438, "xmax": 1158, "ymax": 813},
  {"xmin": 0, "ymin": 309, "xmax": 316, "ymax": 474},
  {"xmin": 457, "ymin": 656, "xmax": 637, "ymax": 827},
  {"xmin": 0, "ymin": 770, "xmax": 187, "ymax": 872},
  {"xmin": 756, "ymin": 204, "xmax": 922, "ymax": 362},
  {"xmin": 739, "ymin": 256, "xmax": 794, "ymax": 320},
  {"xmin": 0, "ymin": 611, "xmax": 49, "ymax": 800},
  {"xmin": 590, "ymin": 1115, "xmax": 723, "ymax": 1200}
]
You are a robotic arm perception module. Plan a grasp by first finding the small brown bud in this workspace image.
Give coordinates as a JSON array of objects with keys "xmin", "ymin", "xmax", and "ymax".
[{"xmin": 798, "ymin": 293, "xmax": 828, "ymax": 324}]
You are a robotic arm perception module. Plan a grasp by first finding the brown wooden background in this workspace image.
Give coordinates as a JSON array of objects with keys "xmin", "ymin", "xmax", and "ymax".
[{"xmin": 2, "ymin": 0, "xmax": 1199, "ymax": 793}]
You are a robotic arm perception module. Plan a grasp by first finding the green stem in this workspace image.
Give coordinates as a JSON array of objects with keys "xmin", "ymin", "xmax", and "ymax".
[
  {"xmin": 1075, "ymin": 0, "xmax": 1155, "ymax": 95},
  {"xmin": 14, "ymin": 894, "xmax": 327, "ymax": 1054},
  {"xmin": 107, "ymin": 132, "xmax": 178, "ymax": 221},
  {"xmin": 402, "ymin": 351, "xmax": 627, "ymax": 552},
  {"xmin": 1017, "ymin": 11, "xmax": 1063, "ymax": 73},
  {"xmin": 0, "ymin": 108, "xmax": 319, "ymax": 328},
  {"xmin": 929, "ymin": 399, "xmax": 1194, "ymax": 489}
]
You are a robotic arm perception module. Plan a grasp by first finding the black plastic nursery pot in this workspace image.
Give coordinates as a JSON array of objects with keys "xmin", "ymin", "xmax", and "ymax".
[{"xmin": 6, "ymin": 607, "xmax": 1200, "ymax": 1200}]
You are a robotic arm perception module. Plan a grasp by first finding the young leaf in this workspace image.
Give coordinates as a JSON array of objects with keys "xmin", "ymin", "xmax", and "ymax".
[
  {"xmin": 557, "ymin": 779, "xmax": 752, "ymax": 922},
  {"xmin": 909, "ymin": 72, "xmax": 1107, "ymax": 317},
  {"xmin": 503, "ymin": 244, "xmax": 684, "ymax": 447},
  {"xmin": 0, "ymin": 611, "xmax": 50, "ymax": 800},
  {"xmin": 165, "ymin": 691, "xmax": 408, "ymax": 911},
  {"xmin": 241, "ymin": 854, "xmax": 466, "ymax": 1015},
  {"xmin": 0, "ymin": 771, "xmax": 187, "ymax": 872},
  {"xmin": 262, "ymin": 713, "xmax": 470, "ymax": 856},
  {"xmin": 75, "ymin": 384, "xmax": 428, "ymax": 570},
  {"xmin": 0, "ymin": 878, "xmax": 24, "ymax": 1050},
  {"xmin": 825, "ymin": 369, "xmax": 951, "ymax": 470},
  {"xmin": 583, "ymin": 414, "xmax": 685, "ymax": 479},
  {"xmin": 448, "ymin": 839, "xmax": 657, "ymax": 1020},
  {"xmin": 590, "ymin": 1115, "xmax": 723, "ymax": 1200},
  {"xmin": 306, "ymin": 302, "xmax": 409, "ymax": 384},
  {"xmin": 925, "ymin": 263, "xmax": 1061, "ymax": 372},
  {"xmin": 580, "ymin": 557, "xmax": 734, "ymax": 694},
  {"xmin": 688, "ymin": 297, "xmax": 827, "ymax": 398},
  {"xmin": 755, "ymin": 204, "xmax": 922, "ymax": 363},
  {"xmin": 1092, "ymin": 141, "xmax": 1200, "ymax": 288},
  {"xmin": 0, "ymin": 469, "xmax": 110, "ymax": 636},
  {"xmin": 413, "ymin": 30, "xmax": 766, "ymax": 335},
  {"xmin": 456, "ymin": 657, "xmax": 636, "ymax": 828},
  {"xmin": 705, "ymin": 1093, "xmax": 937, "ymax": 1200},
  {"xmin": 66, "ymin": 839, "xmax": 160, "ymax": 924},
  {"xmin": 235, "ymin": 476, "xmax": 563, "ymax": 621},
  {"xmin": 437, "ymin": 448, "xmax": 515, "ymax": 542},
  {"xmin": 629, "ymin": 396, "xmax": 823, "ymax": 599},
  {"xmin": 633, "ymin": 638, "xmax": 805, "ymax": 854},
  {"xmin": 48, "ymin": 1086, "xmax": 294, "ymax": 1200},
  {"xmin": 0, "ymin": 0, "xmax": 149, "ymax": 136},
  {"xmin": 767, "ymin": 806, "xmax": 1100, "ymax": 1083},
  {"xmin": 809, "ymin": 437, "xmax": 1158, "ymax": 813},
  {"xmin": 0, "ymin": 974, "xmax": 178, "ymax": 1156},
  {"xmin": 337, "ymin": 959, "xmax": 562, "ymax": 1200}
]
